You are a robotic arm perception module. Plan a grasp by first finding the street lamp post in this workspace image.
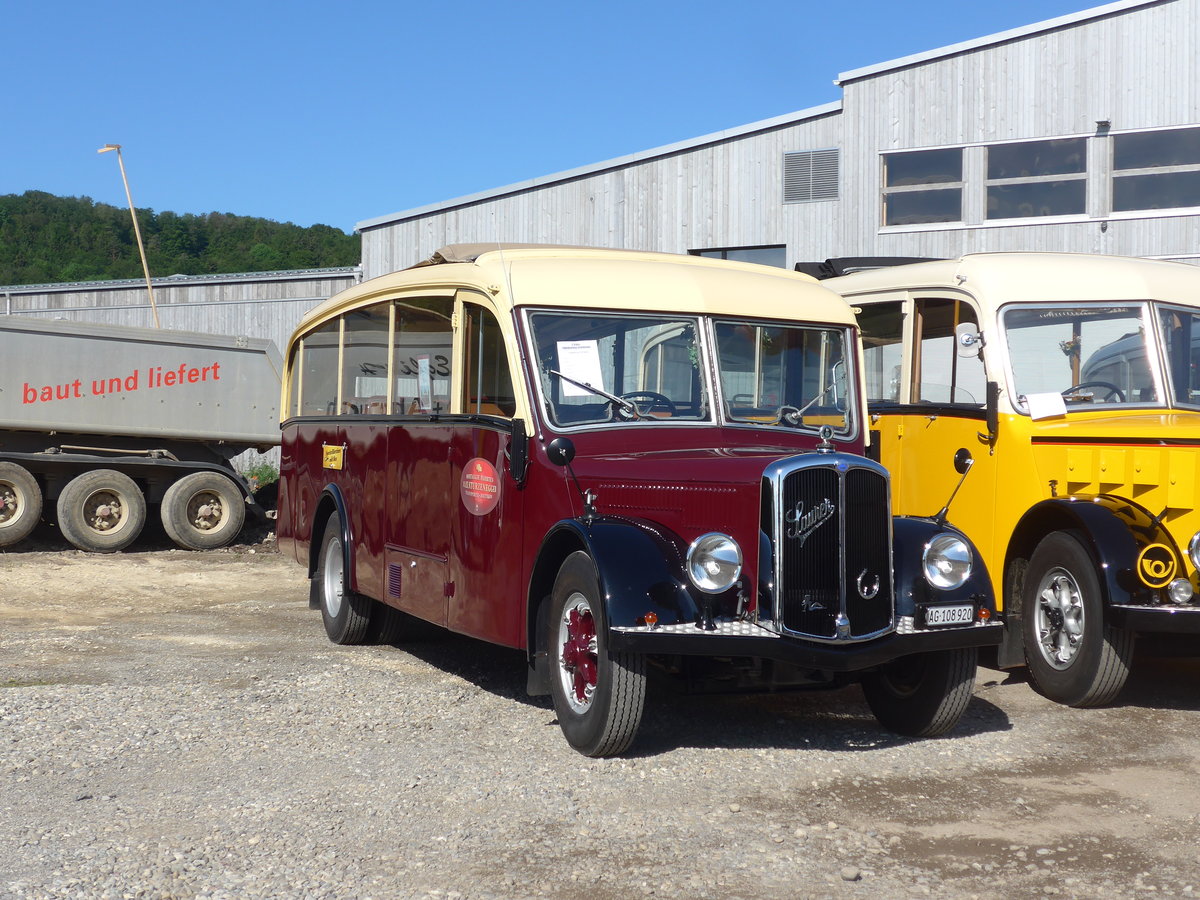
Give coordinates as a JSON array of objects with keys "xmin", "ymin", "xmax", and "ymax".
[{"xmin": 97, "ymin": 143, "xmax": 160, "ymax": 328}]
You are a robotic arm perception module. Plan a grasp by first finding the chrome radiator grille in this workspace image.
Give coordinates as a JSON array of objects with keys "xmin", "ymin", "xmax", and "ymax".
[{"xmin": 766, "ymin": 456, "xmax": 894, "ymax": 640}]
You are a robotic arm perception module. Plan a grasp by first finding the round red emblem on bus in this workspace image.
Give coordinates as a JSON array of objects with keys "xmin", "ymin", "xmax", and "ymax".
[{"xmin": 460, "ymin": 457, "xmax": 501, "ymax": 516}]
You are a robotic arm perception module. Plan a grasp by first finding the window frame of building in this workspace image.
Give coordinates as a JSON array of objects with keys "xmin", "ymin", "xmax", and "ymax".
[
  {"xmin": 881, "ymin": 148, "xmax": 965, "ymax": 227},
  {"xmin": 984, "ymin": 137, "xmax": 1088, "ymax": 221},
  {"xmin": 1111, "ymin": 125, "xmax": 1200, "ymax": 215}
]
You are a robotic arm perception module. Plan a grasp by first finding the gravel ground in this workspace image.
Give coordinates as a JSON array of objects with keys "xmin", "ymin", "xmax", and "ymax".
[{"xmin": 3, "ymin": 535, "xmax": 1200, "ymax": 899}]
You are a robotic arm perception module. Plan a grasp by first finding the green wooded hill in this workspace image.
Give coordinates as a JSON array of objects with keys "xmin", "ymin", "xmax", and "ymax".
[{"xmin": 0, "ymin": 191, "xmax": 360, "ymax": 286}]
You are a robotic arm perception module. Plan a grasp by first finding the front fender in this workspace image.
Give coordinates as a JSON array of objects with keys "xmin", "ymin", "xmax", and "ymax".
[
  {"xmin": 892, "ymin": 517, "xmax": 996, "ymax": 619},
  {"xmin": 1015, "ymin": 497, "xmax": 1160, "ymax": 608},
  {"xmin": 540, "ymin": 517, "xmax": 705, "ymax": 629}
]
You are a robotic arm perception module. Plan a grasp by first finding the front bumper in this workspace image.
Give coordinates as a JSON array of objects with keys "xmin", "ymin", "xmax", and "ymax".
[
  {"xmin": 1109, "ymin": 605, "xmax": 1200, "ymax": 633},
  {"xmin": 608, "ymin": 618, "xmax": 1002, "ymax": 671}
]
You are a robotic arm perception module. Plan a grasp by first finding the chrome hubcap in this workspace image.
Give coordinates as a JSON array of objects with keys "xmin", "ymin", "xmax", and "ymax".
[
  {"xmin": 1035, "ymin": 568, "xmax": 1085, "ymax": 669},
  {"xmin": 557, "ymin": 592, "xmax": 598, "ymax": 714},
  {"xmin": 322, "ymin": 537, "xmax": 344, "ymax": 618}
]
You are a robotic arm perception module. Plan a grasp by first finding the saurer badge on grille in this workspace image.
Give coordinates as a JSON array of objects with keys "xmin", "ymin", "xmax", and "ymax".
[{"xmin": 785, "ymin": 497, "xmax": 836, "ymax": 544}]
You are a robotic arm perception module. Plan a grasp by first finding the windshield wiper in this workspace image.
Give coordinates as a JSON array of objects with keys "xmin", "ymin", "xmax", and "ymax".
[
  {"xmin": 774, "ymin": 382, "xmax": 840, "ymax": 426},
  {"xmin": 547, "ymin": 369, "xmax": 646, "ymax": 419}
]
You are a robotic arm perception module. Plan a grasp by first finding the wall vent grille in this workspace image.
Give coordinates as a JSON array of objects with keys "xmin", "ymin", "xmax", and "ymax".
[{"xmin": 784, "ymin": 149, "xmax": 839, "ymax": 203}]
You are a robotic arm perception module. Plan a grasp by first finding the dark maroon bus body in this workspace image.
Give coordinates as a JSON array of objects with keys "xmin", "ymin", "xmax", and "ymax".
[{"xmin": 278, "ymin": 416, "xmax": 839, "ymax": 652}]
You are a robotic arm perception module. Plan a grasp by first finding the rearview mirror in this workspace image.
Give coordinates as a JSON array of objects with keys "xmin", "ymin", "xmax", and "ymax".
[{"xmin": 956, "ymin": 322, "xmax": 983, "ymax": 358}]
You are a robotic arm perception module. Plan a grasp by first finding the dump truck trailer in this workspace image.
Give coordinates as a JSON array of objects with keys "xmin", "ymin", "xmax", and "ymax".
[{"xmin": 0, "ymin": 316, "xmax": 282, "ymax": 552}]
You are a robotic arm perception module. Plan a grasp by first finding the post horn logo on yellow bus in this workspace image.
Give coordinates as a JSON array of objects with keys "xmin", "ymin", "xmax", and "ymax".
[
  {"xmin": 322, "ymin": 444, "xmax": 346, "ymax": 470},
  {"xmin": 1136, "ymin": 543, "xmax": 1177, "ymax": 589}
]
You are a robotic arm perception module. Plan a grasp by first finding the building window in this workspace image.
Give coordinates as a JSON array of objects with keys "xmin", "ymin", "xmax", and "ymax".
[
  {"xmin": 882, "ymin": 149, "xmax": 963, "ymax": 225},
  {"xmin": 784, "ymin": 149, "xmax": 839, "ymax": 203},
  {"xmin": 1113, "ymin": 126, "xmax": 1200, "ymax": 212},
  {"xmin": 692, "ymin": 246, "xmax": 787, "ymax": 268},
  {"xmin": 985, "ymin": 138, "xmax": 1086, "ymax": 219}
]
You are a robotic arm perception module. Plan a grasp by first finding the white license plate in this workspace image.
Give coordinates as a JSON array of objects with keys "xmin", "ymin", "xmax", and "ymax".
[{"xmin": 924, "ymin": 604, "xmax": 975, "ymax": 626}]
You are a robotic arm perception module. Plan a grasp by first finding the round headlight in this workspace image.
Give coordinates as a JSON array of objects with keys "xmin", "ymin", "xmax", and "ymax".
[
  {"xmin": 922, "ymin": 533, "xmax": 973, "ymax": 590},
  {"xmin": 1188, "ymin": 532, "xmax": 1200, "ymax": 571},
  {"xmin": 686, "ymin": 533, "xmax": 743, "ymax": 594}
]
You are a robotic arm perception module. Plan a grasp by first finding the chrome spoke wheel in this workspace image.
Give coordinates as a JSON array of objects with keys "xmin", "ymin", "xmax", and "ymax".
[
  {"xmin": 557, "ymin": 591, "xmax": 598, "ymax": 715},
  {"xmin": 1035, "ymin": 568, "xmax": 1085, "ymax": 669}
]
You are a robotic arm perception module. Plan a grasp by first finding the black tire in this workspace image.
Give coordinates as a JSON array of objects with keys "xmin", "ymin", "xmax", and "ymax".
[
  {"xmin": 160, "ymin": 471, "xmax": 247, "ymax": 551},
  {"xmin": 314, "ymin": 514, "xmax": 371, "ymax": 645},
  {"xmin": 0, "ymin": 462, "xmax": 42, "ymax": 548},
  {"xmin": 547, "ymin": 551, "xmax": 646, "ymax": 757},
  {"xmin": 56, "ymin": 469, "xmax": 146, "ymax": 553},
  {"xmin": 861, "ymin": 647, "xmax": 978, "ymax": 737},
  {"xmin": 1023, "ymin": 531, "xmax": 1133, "ymax": 707}
]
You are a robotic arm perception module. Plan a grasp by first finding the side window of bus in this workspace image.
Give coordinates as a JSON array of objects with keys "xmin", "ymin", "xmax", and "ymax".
[
  {"xmin": 299, "ymin": 319, "xmax": 340, "ymax": 416},
  {"xmin": 857, "ymin": 302, "xmax": 904, "ymax": 403},
  {"xmin": 341, "ymin": 302, "xmax": 390, "ymax": 414},
  {"xmin": 915, "ymin": 299, "xmax": 985, "ymax": 406},
  {"xmin": 463, "ymin": 303, "xmax": 516, "ymax": 417},
  {"xmin": 394, "ymin": 297, "xmax": 454, "ymax": 414}
]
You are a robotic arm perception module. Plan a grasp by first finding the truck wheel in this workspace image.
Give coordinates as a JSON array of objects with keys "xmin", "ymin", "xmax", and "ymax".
[
  {"xmin": 0, "ymin": 462, "xmax": 42, "ymax": 547},
  {"xmin": 56, "ymin": 470, "xmax": 146, "ymax": 553},
  {"xmin": 1023, "ymin": 531, "xmax": 1133, "ymax": 707},
  {"xmin": 161, "ymin": 472, "xmax": 247, "ymax": 550},
  {"xmin": 547, "ymin": 551, "xmax": 646, "ymax": 757},
  {"xmin": 314, "ymin": 514, "xmax": 371, "ymax": 645},
  {"xmin": 861, "ymin": 647, "xmax": 978, "ymax": 737}
]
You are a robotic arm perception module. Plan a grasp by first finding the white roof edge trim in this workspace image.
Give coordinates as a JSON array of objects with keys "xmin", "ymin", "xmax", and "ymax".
[
  {"xmin": 356, "ymin": 100, "xmax": 844, "ymax": 232},
  {"xmin": 835, "ymin": 0, "xmax": 1164, "ymax": 84}
]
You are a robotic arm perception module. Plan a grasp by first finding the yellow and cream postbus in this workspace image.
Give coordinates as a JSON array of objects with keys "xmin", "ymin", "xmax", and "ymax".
[{"xmin": 821, "ymin": 252, "xmax": 1200, "ymax": 707}]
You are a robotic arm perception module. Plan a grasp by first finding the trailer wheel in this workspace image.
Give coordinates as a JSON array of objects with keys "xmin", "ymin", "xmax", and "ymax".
[
  {"xmin": 56, "ymin": 469, "xmax": 146, "ymax": 553},
  {"xmin": 861, "ymin": 647, "xmax": 978, "ymax": 737},
  {"xmin": 0, "ymin": 462, "xmax": 42, "ymax": 547},
  {"xmin": 161, "ymin": 472, "xmax": 247, "ymax": 550}
]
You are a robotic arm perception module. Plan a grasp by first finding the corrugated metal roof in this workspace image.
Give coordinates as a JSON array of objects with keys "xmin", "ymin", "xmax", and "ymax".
[
  {"xmin": 0, "ymin": 266, "xmax": 361, "ymax": 295},
  {"xmin": 355, "ymin": 101, "xmax": 844, "ymax": 232},
  {"xmin": 835, "ymin": 0, "xmax": 1165, "ymax": 84}
]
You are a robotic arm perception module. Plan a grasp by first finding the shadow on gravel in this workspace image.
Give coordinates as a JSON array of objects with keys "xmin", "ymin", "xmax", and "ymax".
[
  {"xmin": 625, "ymin": 681, "xmax": 1011, "ymax": 756},
  {"xmin": 1111, "ymin": 652, "xmax": 1200, "ymax": 712},
  {"xmin": 384, "ymin": 632, "xmax": 1012, "ymax": 755}
]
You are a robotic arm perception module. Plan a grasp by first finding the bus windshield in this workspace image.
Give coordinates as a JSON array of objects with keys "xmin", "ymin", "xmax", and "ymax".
[
  {"xmin": 528, "ymin": 311, "xmax": 709, "ymax": 426},
  {"xmin": 713, "ymin": 320, "xmax": 852, "ymax": 432},
  {"xmin": 1001, "ymin": 303, "xmax": 1160, "ymax": 410}
]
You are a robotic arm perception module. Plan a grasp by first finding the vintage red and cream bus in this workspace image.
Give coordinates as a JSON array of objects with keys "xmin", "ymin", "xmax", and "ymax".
[{"xmin": 277, "ymin": 245, "xmax": 1001, "ymax": 756}]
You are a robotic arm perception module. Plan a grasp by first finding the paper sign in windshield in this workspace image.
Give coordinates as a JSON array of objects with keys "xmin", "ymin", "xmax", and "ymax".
[
  {"xmin": 1026, "ymin": 392, "xmax": 1068, "ymax": 420},
  {"xmin": 556, "ymin": 340, "xmax": 605, "ymax": 398}
]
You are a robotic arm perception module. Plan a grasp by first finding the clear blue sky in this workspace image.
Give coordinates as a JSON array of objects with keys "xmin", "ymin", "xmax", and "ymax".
[{"xmin": 3, "ymin": 0, "xmax": 1105, "ymax": 233}]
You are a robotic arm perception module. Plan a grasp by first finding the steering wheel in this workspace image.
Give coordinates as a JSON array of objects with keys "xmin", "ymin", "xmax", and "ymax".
[
  {"xmin": 620, "ymin": 391, "xmax": 678, "ymax": 415},
  {"xmin": 1062, "ymin": 381, "xmax": 1125, "ymax": 402}
]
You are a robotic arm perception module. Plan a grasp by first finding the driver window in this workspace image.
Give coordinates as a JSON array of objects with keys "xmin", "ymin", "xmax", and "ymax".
[
  {"xmin": 462, "ymin": 303, "xmax": 516, "ymax": 417},
  {"xmin": 914, "ymin": 299, "xmax": 985, "ymax": 405}
]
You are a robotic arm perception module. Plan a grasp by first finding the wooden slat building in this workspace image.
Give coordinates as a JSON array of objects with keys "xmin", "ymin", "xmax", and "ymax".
[{"xmin": 358, "ymin": 0, "xmax": 1200, "ymax": 277}]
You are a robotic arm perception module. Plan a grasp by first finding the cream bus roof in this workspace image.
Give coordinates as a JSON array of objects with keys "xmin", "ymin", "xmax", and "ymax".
[
  {"xmin": 826, "ymin": 252, "xmax": 1200, "ymax": 311},
  {"xmin": 291, "ymin": 245, "xmax": 855, "ymax": 342}
]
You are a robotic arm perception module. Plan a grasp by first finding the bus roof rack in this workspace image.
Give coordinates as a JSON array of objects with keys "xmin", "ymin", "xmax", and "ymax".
[{"xmin": 794, "ymin": 257, "xmax": 944, "ymax": 280}]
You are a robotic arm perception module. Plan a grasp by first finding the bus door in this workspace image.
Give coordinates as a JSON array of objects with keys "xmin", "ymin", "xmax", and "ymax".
[
  {"xmin": 382, "ymin": 295, "xmax": 456, "ymax": 626},
  {"xmin": 859, "ymin": 295, "xmax": 999, "ymax": 564},
  {"xmin": 446, "ymin": 297, "xmax": 527, "ymax": 648}
]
